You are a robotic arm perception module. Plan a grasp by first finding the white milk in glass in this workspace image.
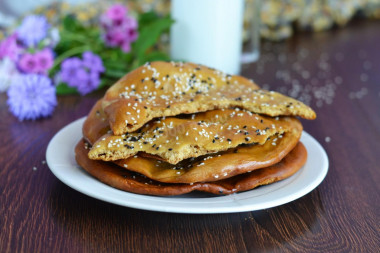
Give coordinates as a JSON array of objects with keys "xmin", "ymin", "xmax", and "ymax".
[{"xmin": 170, "ymin": 0, "xmax": 244, "ymax": 75}]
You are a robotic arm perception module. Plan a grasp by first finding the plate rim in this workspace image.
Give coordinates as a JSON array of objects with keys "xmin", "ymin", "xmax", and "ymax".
[{"xmin": 46, "ymin": 117, "xmax": 329, "ymax": 214}]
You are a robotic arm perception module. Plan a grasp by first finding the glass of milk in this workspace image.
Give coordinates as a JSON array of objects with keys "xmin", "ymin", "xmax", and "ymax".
[{"xmin": 170, "ymin": 0, "xmax": 245, "ymax": 75}]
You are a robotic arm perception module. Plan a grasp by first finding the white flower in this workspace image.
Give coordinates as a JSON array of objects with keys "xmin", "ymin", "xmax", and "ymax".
[
  {"xmin": 41, "ymin": 28, "xmax": 60, "ymax": 48},
  {"xmin": 0, "ymin": 58, "xmax": 21, "ymax": 92},
  {"xmin": 49, "ymin": 28, "xmax": 60, "ymax": 47}
]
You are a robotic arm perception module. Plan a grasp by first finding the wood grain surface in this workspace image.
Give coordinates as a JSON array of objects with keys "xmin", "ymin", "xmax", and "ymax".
[{"xmin": 0, "ymin": 19, "xmax": 379, "ymax": 253}]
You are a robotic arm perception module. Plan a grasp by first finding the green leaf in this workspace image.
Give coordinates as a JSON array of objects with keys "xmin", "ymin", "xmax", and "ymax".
[
  {"xmin": 138, "ymin": 11, "xmax": 159, "ymax": 26},
  {"xmin": 104, "ymin": 68, "xmax": 129, "ymax": 79},
  {"xmin": 133, "ymin": 15, "xmax": 174, "ymax": 59},
  {"xmin": 62, "ymin": 15, "xmax": 81, "ymax": 32},
  {"xmin": 56, "ymin": 83, "xmax": 79, "ymax": 95}
]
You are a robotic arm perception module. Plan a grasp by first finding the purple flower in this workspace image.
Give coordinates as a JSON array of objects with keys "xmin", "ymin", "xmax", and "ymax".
[
  {"xmin": 60, "ymin": 57, "xmax": 83, "ymax": 86},
  {"xmin": 82, "ymin": 51, "xmax": 105, "ymax": 73},
  {"xmin": 18, "ymin": 53, "xmax": 39, "ymax": 73},
  {"xmin": 104, "ymin": 28, "xmax": 126, "ymax": 47},
  {"xmin": 59, "ymin": 52, "xmax": 104, "ymax": 95},
  {"xmin": 105, "ymin": 4, "xmax": 128, "ymax": 24},
  {"xmin": 17, "ymin": 15, "xmax": 50, "ymax": 47},
  {"xmin": 7, "ymin": 74, "xmax": 57, "ymax": 121},
  {"xmin": 75, "ymin": 71, "xmax": 101, "ymax": 95},
  {"xmin": 0, "ymin": 34, "xmax": 22, "ymax": 61}
]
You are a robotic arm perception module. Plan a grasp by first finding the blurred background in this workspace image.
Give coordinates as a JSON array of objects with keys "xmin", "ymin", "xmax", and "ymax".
[{"xmin": 1, "ymin": 0, "xmax": 379, "ymax": 41}]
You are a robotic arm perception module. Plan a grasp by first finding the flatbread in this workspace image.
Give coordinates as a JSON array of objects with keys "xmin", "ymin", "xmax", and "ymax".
[
  {"xmin": 83, "ymin": 100, "xmax": 110, "ymax": 145},
  {"xmin": 75, "ymin": 139, "xmax": 307, "ymax": 196},
  {"xmin": 112, "ymin": 129, "xmax": 301, "ymax": 184},
  {"xmin": 102, "ymin": 61, "xmax": 316, "ymax": 135},
  {"xmin": 88, "ymin": 109, "xmax": 303, "ymax": 164}
]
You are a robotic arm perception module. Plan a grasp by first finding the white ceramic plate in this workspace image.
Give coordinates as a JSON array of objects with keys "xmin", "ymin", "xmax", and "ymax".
[{"xmin": 46, "ymin": 117, "xmax": 328, "ymax": 214}]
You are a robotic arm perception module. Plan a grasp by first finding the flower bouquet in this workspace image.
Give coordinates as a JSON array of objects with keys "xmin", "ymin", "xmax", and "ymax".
[{"xmin": 0, "ymin": 4, "xmax": 173, "ymax": 121}]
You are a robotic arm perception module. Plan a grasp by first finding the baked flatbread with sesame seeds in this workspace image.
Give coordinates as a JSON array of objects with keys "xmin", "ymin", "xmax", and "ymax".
[
  {"xmin": 75, "ymin": 139, "xmax": 307, "ymax": 196},
  {"xmin": 112, "ymin": 129, "xmax": 301, "ymax": 184},
  {"xmin": 83, "ymin": 100, "xmax": 110, "ymax": 145},
  {"xmin": 88, "ymin": 108, "xmax": 303, "ymax": 164},
  {"xmin": 102, "ymin": 61, "xmax": 316, "ymax": 135}
]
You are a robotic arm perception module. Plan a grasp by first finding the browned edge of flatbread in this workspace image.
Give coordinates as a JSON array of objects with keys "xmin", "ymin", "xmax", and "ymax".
[{"xmin": 75, "ymin": 139, "xmax": 307, "ymax": 196}]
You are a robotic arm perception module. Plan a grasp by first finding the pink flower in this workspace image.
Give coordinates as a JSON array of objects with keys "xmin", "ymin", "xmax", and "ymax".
[
  {"xmin": 18, "ymin": 49, "xmax": 54, "ymax": 74},
  {"xmin": 18, "ymin": 53, "xmax": 39, "ymax": 73},
  {"xmin": 0, "ymin": 34, "xmax": 22, "ymax": 61},
  {"xmin": 35, "ymin": 48, "xmax": 54, "ymax": 74},
  {"xmin": 100, "ymin": 4, "xmax": 138, "ymax": 53},
  {"xmin": 105, "ymin": 4, "xmax": 128, "ymax": 24}
]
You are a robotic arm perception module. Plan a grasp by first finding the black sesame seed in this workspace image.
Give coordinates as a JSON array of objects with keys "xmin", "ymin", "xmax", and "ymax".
[
  {"xmin": 245, "ymin": 137, "xmax": 250, "ymax": 141},
  {"xmin": 129, "ymin": 136, "xmax": 138, "ymax": 142},
  {"xmin": 212, "ymin": 139, "xmax": 215, "ymax": 143},
  {"xmin": 144, "ymin": 106, "xmax": 148, "ymax": 109},
  {"xmin": 260, "ymin": 119, "xmax": 263, "ymax": 123},
  {"xmin": 168, "ymin": 148, "xmax": 172, "ymax": 151},
  {"xmin": 243, "ymin": 125, "xmax": 247, "ymax": 129},
  {"xmin": 156, "ymin": 147, "xmax": 159, "ymax": 150},
  {"xmin": 167, "ymin": 105, "xmax": 171, "ymax": 108},
  {"xmin": 152, "ymin": 144, "xmax": 156, "ymax": 148},
  {"xmin": 244, "ymin": 132, "xmax": 249, "ymax": 135},
  {"xmin": 141, "ymin": 79, "xmax": 145, "ymax": 83},
  {"xmin": 227, "ymin": 138, "xmax": 232, "ymax": 142},
  {"xmin": 190, "ymin": 99, "xmax": 194, "ymax": 102},
  {"xmin": 143, "ymin": 141, "xmax": 148, "ymax": 144}
]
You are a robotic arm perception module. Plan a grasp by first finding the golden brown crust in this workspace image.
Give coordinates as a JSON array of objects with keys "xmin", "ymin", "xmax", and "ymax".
[
  {"xmin": 102, "ymin": 61, "xmax": 316, "ymax": 135},
  {"xmin": 75, "ymin": 139, "xmax": 307, "ymax": 196},
  {"xmin": 82, "ymin": 100, "xmax": 110, "ymax": 145},
  {"xmin": 89, "ymin": 109, "xmax": 302, "ymax": 164},
  {"xmin": 112, "ymin": 129, "xmax": 302, "ymax": 183}
]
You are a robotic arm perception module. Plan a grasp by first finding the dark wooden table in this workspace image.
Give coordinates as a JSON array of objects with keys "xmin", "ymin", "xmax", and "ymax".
[{"xmin": 1, "ymin": 19, "xmax": 379, "ymax": 253}]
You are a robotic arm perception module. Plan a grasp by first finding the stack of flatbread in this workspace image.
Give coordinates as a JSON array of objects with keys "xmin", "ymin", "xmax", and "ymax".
[{"xmin": 75, "ymin": 61, "xmax": 316, "ymax": 196}]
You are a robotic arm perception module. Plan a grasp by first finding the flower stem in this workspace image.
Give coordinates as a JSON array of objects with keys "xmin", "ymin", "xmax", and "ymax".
[{"xmin": 51, "ymin": 45, "xmax": 91, "ymax": 70}]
